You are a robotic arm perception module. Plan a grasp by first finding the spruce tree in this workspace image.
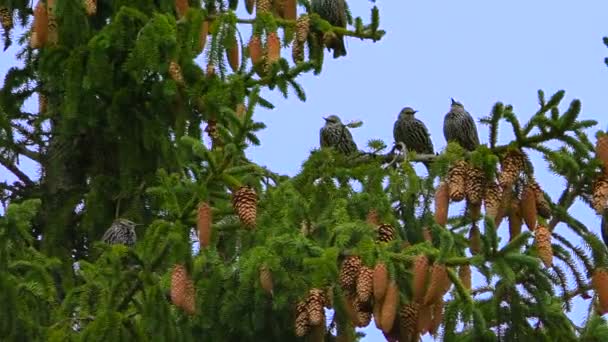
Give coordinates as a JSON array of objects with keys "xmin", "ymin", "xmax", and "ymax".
[{"xmin": 1, "ymin": 1, "xmax": 608, "ymax": 341}]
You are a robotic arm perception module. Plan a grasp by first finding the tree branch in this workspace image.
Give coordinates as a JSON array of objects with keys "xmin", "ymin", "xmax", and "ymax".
[{"xmin": 0, "ymin": 155, "xmax": 34, "ymax": 186}]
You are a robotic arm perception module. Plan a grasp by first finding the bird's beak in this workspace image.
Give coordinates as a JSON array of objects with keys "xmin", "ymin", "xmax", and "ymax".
[
  {"xmin": 413, "ymin": 110, "xmax": 418, "ymax": 114},
  {"xmin": 451, "ymin": 98, "xmax": 456, "ymax": 105},
  {"xmin": 323, "ymin": 117, "xmax": 329, "ymax": 122}
]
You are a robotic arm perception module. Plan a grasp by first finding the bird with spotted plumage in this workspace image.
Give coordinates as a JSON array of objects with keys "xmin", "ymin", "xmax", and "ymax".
[
  {"xmin": 443, "ymin": 98, "xmax": 480, "ymax": 151},
  {"xmin": 320, "ymin": 115, "xmax": 358, "ymax": 155},
  {"xmin": 393, "ymin": 106, "xmax": 434, "ymax": 169},
  {"xmin": 311, "ymin": 0, "xmax": 348, "ymax": 58},
  {"xmin": 101, "ymin": 218, "xmax": 138, "ymax": 247}
]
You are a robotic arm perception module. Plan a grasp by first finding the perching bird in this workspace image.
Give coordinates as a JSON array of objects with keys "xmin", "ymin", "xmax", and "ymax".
[
  {"xmin": 393, "ymin": 106, "xmax": 434, "ymax": 154},
  {"xmin": 101, "ymin": 218, "xmax": 138, "ymax": 247},
  {"xmin": 311, "ymin": 0, "xmax": 347, "ymax": 58},
  {"xmin": 443, "ymin": 98, "xmax": 480, "ymax": 151},
  {"xmin": 320, "ymin": 115, "xmax": 358, "ymax": 155}
]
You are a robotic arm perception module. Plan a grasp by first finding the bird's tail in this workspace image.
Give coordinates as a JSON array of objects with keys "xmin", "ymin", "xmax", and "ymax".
[{"xmin": 332, "ymin": 34, "xmax": 347, "ymax": 59}]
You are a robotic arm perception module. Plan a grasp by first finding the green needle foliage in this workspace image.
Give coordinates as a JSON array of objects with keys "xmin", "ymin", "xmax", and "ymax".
[{"xmin": 1, "ymin": 1, "xmax": 608, "ymax": 341}]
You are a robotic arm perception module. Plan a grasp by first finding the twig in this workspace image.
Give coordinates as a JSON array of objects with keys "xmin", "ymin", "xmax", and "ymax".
[{"xmin": 0, "ymin": 155, "xmax": 34, "ymax": 186}]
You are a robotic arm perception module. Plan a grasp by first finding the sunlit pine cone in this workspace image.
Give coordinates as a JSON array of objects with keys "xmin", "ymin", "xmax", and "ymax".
[
  {"xmin": 534, "ymin": 225, "xmax": 553, "ymax": 267},
  {"xmin": 447, "ymin": 160, "xmax": 468, "ymax": 202},
  {"xmin": 498, "ymin": 149, "xmax": 525, "ymax": 190},
  {"xmin": 232, "ymin": 186, "xmax": 258, "ymax": 228}
]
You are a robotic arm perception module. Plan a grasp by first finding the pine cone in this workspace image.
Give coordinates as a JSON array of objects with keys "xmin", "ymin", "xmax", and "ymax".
[
  {"xmin": 295, "ymin": 300, "xmax": 310, "ymax": 337},
  {"xmin": 291, "ymin": 41, "xmax": 304, "ymax": 63},
  {"xmin": 232, "ymin": 186, "xmax": 258, "ymax": 228},
  {"xmin": 227, "ymin": 36, "xmax": 240, "ymax": 72},
  {"xmin": 197, "ymin": 202, "xmax": 212, "ymax": 248},
  {"xmin": 259, "ymin": 265, "xmax": 274, "ymax": 296},
  {"xmin": 339, "ymin": 255, "xmax": 362, "ymax": 294},
  {"xmin": 31, "ymin": 2, "xmax": 48, "ymax": 49},
  {"xmin": 206, "ymin": 63, "xmax": 216, "ymax": 78},
  {"xmin": 429, "ymin": 299, "xmax": 444, "ymax": 336},
  {"xmin": 198, "ymin": 21, "xmax": 209, "ymax": 53},
  {"xmin": 529, "ymin": 179, "xmax": 551, "ymax": 219},
  {"xmin": 266, "ymin": 31, "xmax": 281, "ymax": 70},
  {"xmin": 175, "ymin": 0, "xmax": 188, "ymax": 18},
  {"xmin": 484, "ymin": 181, "xmax": 503, "ymax": 227},
  {"xmin": 307, "ymin": 288, "xmax": 326, "ymax": 326},
  {"xmin": 356, "ymin": 307, "xmax": 372, "ymax": 327},
  {"xmin": 380, "ymin": 281, "xmax": 400, "ymax": 333},
  {"xmin": 498, "ymin": 149, "xmax": 525, "ymax": 189},
  {"xmin": 423, "ymin": 264, "xmax": 450, "ymax": 305},
  {"xmin": 39, "ymin": 93, "xmax": 48, "ymax": 114},
  {"xmin": 47, "ymin": 0, "xmax": 58, "ymax": 45},
  {"xmin": 377, "ymin": 223, "xmax": 396, "ymax": 243},
  {"xmin": 469, "ymin": 224, "xmax": 481, "ymax": 255},
  {"xmin": 373, "ymin": 299, "xmax": 384, "ymax": 331},
  {"xmin": 399, "ymin": 303, "xmax": 420, "ymax": 341},
  {"xmin": 0, "ymin": 6, "xmax": 12, "ymax": 31},
  {"xmin": 245, "ymin": 0, "xmax": 255, "ymax": 14},
  {"xmin": 373, "ymin": 263, "xmax": 388, "ymax": 302},
  {"xmin": 256, "ymin": 0, "xmax": 272, "ymax": 14},
  {"xmin": 417, "ymin": 304, "xmax": 432, "ymax": 335},
  {"xmin": 235, "ymin": 102, "xmax": 246, "ymax": 119},
  {"xmin": 534, "ymin": 225, "xmax": 553, "ymax": 267},
  {"xmin": 434, "ymin": 181, "xmax": 449, "ymax": 226},
  {"xmin": 169, "ymin": 60, "xmax": 185, "ymax": 85},
  {"xmin": 84, "ymin": 0, "xmax": 97, "ymax": 16},
  {"xmin": 509, "ymin": 198, "xmax": 523, "ymax": 240},
  {"xmin": 593, "ymin": 176, "xmax": 608, "ymax": 214},
  {"xmin": 592, "ymin": 268, "xmax": 608, "ymax": 314},
  {"xmin": 249, "ymin": 34, "xmax": 264, "ymax": 75},
  {"xmin": 170, "ymin": 264, "xmax": 196, "ymax": 315},
  {"xmin": 465, "ymin": 166, "xmax": 485, "ymax": 206},
  {"xmin": 596, "ymin": 134, "xmax": 608, "ymax": 175},
  {"xmin": 520, "ymin": 183, "xmax": 537, "ymax": 231},
  {"xmin": 467, "ymin": 201, "xmax": 482, "ymax": 221},
  {"xmin": 282, "ymin": 0, "xmax": 297, "ymax": 20},
  {"xmin": 422, "ymin": 227, "xmax": 433, "ymax": 242},
  {"xmin": 356, "ymin": 266, "xmax": 373, "ymax": 303},
  {"xmin": 447, "ymin": 160, "xmax": 468, "ymax": 202},
  {"xmin": 366, "ymin": 208, "xmax": 380, "ymax": 226},
  {"xmin": 412, "ymin": 255, "xmax": 429, "ymax": 303},
  {"xmin": 295, "ymin": 15, "xmax": 310, "ymax": 43},
  {"xmin": 458, "ymin": 264, "xmax": 471, "ymax": 291}
]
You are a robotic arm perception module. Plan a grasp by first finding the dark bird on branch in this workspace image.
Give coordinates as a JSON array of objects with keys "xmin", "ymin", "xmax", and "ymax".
[
  {"xmin": 393, "ymin": 106, "xmax": 434, "ymax": 169},
  {"xmin": 443, "ymin": 98, "xmax": 480, "ymax": 151},
  {"xmin": 311, "ymin": 0, "xmax": 348, "ymax": 58},
  {"xmin": 102, "ymin": 218, "xmax": 138, "ymax": 247},
  {"xmin": 320, "ymin": 115, "xmax": 358, "ymax": 155}
]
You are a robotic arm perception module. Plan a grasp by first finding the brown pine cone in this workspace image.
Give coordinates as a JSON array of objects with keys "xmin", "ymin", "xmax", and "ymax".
[
  {"xmin": 226, "ymin": 34, "xmax": 240, "ymax": 72},
  {"xmin": 593, "ymin": 176, "xmax": 608, "ymax": 214},
  {"xmin": 339, "ymin": 255, "xmax": 362, "ymax": 294},
  {"xmin": 256, "ymin": 0, "xmax": 272, "ymax": 14},
  {"xmin": 291, "ymin": 41, "xmax": 304, "ymax": 63},
  {"xmin": 175, "ymin": 0, "xmax": 188, "ymax": 18},
  {"xmin": 469, "ymin": 224, "xmax": 481, "ymax": 255},
  {"xmin": 596, "ymin": 133, "xmax": 608, "ymax": 175},
  {"xmin": 380, "ymin": 281, "xmax": 400, "ymax": 333},
  {"xmin": 509, "ymin": 198, "xmax": 523, "ymax": 240},
  {"xmin": 423, "ymin": 264, "xmax": 450, "ymax": 305},
  {"xmin": 465, "ymin": 166, "xmax": 485, "ymax": 206},
  {"xmin": 592, "ymin": 268, "xmax": 608, "ymax": 314},
  {"xmin": 197, "ymin": 202, "xmax": 212, "ymax": 248},
  {"xmin": 39, "ymin": 93, "xmax": 48, "ymax": 114},
  {"xmin": 266, "ymin": 31, "xmax": 281, "ymax": 70},
  {"xmin": 170, "ymin": 264, "xmax": 196, "ymax": 315},
  {"xmin": 498, "ymin": 149, "xmax": 525, "ymax": 189},
  {"xmin": 232, "ymin": 186, "xmax": 258, "ymax": 228},
  {"xmin": 282, "ymin": 0, "xmax": 297, "ymax": 19},
  {"xmin": 366, "ymin": 208, "xmax": 380, "ymax": 226},
  {"xmin": 245, "ymin": 0, "xmax": 255, "ymax": 14},
  {"xmin": 534, "ymin": 225, "xmax": 553, "ymax": 267},
  {"xmin": 356, "ymin": 266, "xmax": 373, "ymax": 303},
  {"xmin": 31, "ymin": 2, "xmax": 48, "ymax": 49},
  {"xmin": 447, "ymin": 160, "xmax": 469, "ymax": 202},
  {"xmin": 399, "ymin": 303, "xmax": 420, "ymax": 341},
  {"xmin": 520, "ymin": 183, "xmax": 537, "ymax": 231},
  {"xmin": 0, "ymin": 6, "xmax": 13, "ymax": 31},
  {"xmin": 306, "ymin": 288, "xmax": 326, "ymax": 326},
  {"xmin": 412, "ymin": 255, "xmax": 429, "ymax": 303},
  {"xmin": 429, "ymin": 299, "xmax": 444, "ymax": 336},
  {"xmin": 198, "ymin": 21, "xmax": 209, "ymax": 53},
  {"xmin": 259, "ymin": 265, "xmax": 274, "ymax": 296},
  {"xmin": 484, "ymin": 181, "xmax": 503, "ymax": 227},
  {"xmin": 249, "ymin": 34, "xmax": 264, "ymax": 73},
  {"xmin": 47, "ymin": 0, "xmax": 58, "ymax": 45},
  {"xmin": 294, "ymin": 300, "xmax": 310, "ymax": 337},
  {"xmin": 422, "ymin": 227, "xmax": 433, "ymax": 243},
  {"xmin": 84, "ymin": 0, "xmax": 96, "ymax": 15},
  {"xmin": 169, "ymin": 60, "xmax": 185, "ymax": 85},
  {"xmin": 377, "ymin": 223, "xmax": 396, "ymax": 243},
  {"xmin": 295, "ymin": 15, "xmax": 310, "ymax": 43},
  {"xmin": 458, "ymin": 264, "xmax": 471, "ymax": 291},
  {"xmin": 373, "ymin": 263, "xmax": 388, "ymax": 302},
  {"xmin": 528, "ymin": 179, "xmax": 551, "ymax": 219},
  {"xmin": 435, "ymin": 181, "xmax": 449, "ymax": 226},
  {"xmin": 417, "ymin": 304, "xmax": 432, "ymax": 335}
]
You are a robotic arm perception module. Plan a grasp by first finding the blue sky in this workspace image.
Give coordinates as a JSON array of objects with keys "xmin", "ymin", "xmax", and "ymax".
[{"xmin": 2, "ymin": 1, "xmax": 608, "ymax": 341}]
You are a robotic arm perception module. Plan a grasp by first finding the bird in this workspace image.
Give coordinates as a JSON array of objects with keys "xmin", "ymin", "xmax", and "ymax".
[
  {"xmin": 320, "ymin": 115, "xmax": 358, "ymax": 155},
  {"xmin": 310, "ymin": 0, "xmax": 348, "ymax": 58},
  {"xmin": 393, "ymin": 107, "xmax": 434, "ymax": 167},
  {"xmin": 101, "ymin": 218, "xmax": 138, "ymax": 247},
  {"xmin": 443, "ymin": 98, "xmax": 480, "ymax": 151}
]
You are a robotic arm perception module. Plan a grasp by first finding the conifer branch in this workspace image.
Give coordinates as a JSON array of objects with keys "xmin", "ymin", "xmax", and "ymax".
[{"xmin": 0, "ymin": 155, "xmax": 34, "ymax": 186}]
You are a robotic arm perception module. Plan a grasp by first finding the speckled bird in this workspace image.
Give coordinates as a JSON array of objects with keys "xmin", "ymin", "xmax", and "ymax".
[
  {"xmin": 311, "ymin": 0, "xmax": 347, "ymax": 58},
  {"xmin": 394, "ymin": 107, "xmax": 434, "ymax": 169},
  {"xmin": 443, "ymin": 98, "xmax": 480, "ymax": 151},
  {"xmin": 102, "ymin": 218, "xmax": 138, "ymax": 247},
  {"xmin": 320, "ymin": 115, "xmax": 357, "ymax": 154}
]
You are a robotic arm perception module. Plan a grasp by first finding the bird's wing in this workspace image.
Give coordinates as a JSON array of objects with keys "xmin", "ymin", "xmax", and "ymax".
[
  {"xmin": 414, "ymin": 119, "xmax": 434, "ymax": 154},
  {"xmin": 463, "ymin": 112, "xmax": 480, "ymax": 147}
]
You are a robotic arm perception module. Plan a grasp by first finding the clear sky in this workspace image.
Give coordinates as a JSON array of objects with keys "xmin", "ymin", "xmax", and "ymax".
[{"xmin": 2, "ymin": 1, "xmax": 608, "ymax": 341}]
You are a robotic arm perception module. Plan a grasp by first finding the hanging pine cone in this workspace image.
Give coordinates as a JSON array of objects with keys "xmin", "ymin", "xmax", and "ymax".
[
  {"xmin": 259, "ymin": 265, "xmax": 274, "ymax": 296},
  {"xmin": 520, "ymin": 183, "xmax": 537, "ymax": 231},
  {"xmin": 467, "ymin": 201, "xmax": 482, "ymax": 222},
  {"xmin": 596, "ymin": 133, "xmax": 608, "ymax": 175},
  {"xmin": 423, "ymin": 264, "xmax": 450, "ymax": 305},
  {"xmin": 593, "ymin": 268, "xmax": 608, "ymax": 314},
  {"xmin": 245, "ymin": 0, "xmax": 255, "ymax": 14},
  {"xmin": 265, "ymin": 31, "xmax": 281, "ymax": 71},
  {"xmin": 380, "ymin": 281, "xmax": 400, "ymax": 333},
  {"xmin": 534, "ymin": 225, "xmax": 553, "ymax": 267},
  {"xmin": 294, "ymin": 300, "xmax": 310, "ymax": 337},
  {"xmin": 47, "ymin": 0, "xmax": 58, "ymax": 45},
  {"xmin": 399, "ymin": 303, "xmax": 420, "ymax": 341},
  {"xmin": 295, "ymin": 15, "xmax": 310, "ymax": 43},
  {"xmin": 373, "ymin": 263, "xmax": 388, "ymax": 302},
  {"xmin": 356, "ymin": 266, "xmax": 373, "ymax": 303},
  {"xmin": 339, "ymin": 255, "xmax": 362, "ymax": 294},
  {"xmin": 198, "ymin": 21, "xmax": 209, "ymax": 53},
  {"xmin": 593, "ymin": 176, "xmax": 608, "ymax": 214},
  {"xmin": 39, "ymin": 93, "xmax": 48, "ymax": 114},
  {"xmin": 377, "ymin": 223, "xmax": 396, "ymax": 243},
  {"xmin": 235, "ymin": 102, "xmax": 246, "ymax": 119},
  {"xmin": 447, "ymin": 160, "xmax": 468, "ymax": 202},
  {"xmin": 435, "ymin": 181, "xmax": 449, "ymax": 226},
  {"xmin": 465, "ymin": 166, "xmax": 485, "ymax": 206},
  {"xmin": 356, "ymin": 306, "xmax": 372, "ymax": 327},
  {"xmin": 429, "ymin": 299, "xmax": 444, "ymax": 336},
  {"xmin": 417, "ymin": 304, "xmax": 432, "ymax": 335},
  {"xmin": 0, "ymin": 6, "xmax": 12, "ymax": 32},
  {"xmin": 84, "ymin": 0, "xmax": 97, "ymax": 16},
  {"xmin": 484, "ymin": 181, "xmax": 503, "ymax": 227},
  {"xmin": 306, "ymin": 288, "xmax": 326, "ymax": 326},
  {"xmin": 292, "ymin": 41, "xmax": 304, "ymax": 63},
  {"xmin": 170, "ymin": 264, "xmax": 196, "ymax": 315},
  {"xmin": 498, "ymin": 149, "xmax": 525, "ymax": 189},
  {"xmin": 366, "ymin": 208, "xmax": 380, "ymax": 226},
  {"xmin": 175, "ymin": 0, "xmax": 188, "ymax": 18},
  {"xmin": 469, "ymin": 224, "xmax": 481, "ymax": 255},
  {"xmin": 31, "ymin": 2, "xmax": 48, "ymax": 49},
  {"xmin": 168, "ymin": 60, "xmax": 185, "ymax": 85},
  {"xmin": 256, "ymin": 0, "xmax": 272, "ymax": 14},
  {"xmin": 227, "ymin": 33, "xmax": 240, "ymax": 72},
  {"xmin": 197, "ymin": 201, "xmax": 212, "ymax": 248},
  {"xmin": 509, "ymin": 198, "xmax": 523, "ymax": 240},
  {"xmin": 422, "ymin": 227, "xmax": 433, "ymax": 242},
  {"xmin": 232, "ymin": 186, "xmax": 258, "ymax": 228},
  {"xmin": 458, "ymin": 264, "xmax": 471, "ymax": 291},
  {"xmin": 528, "ymin": 179, "xmax": 551, "ymax": 219},
  {"xmin": 249, "ymin": 34, "xmax": 264, "ymax": 75},
  {"xmin": 373, "ymin": 299, "xmax": 384, "ymax": 331},
  {"xmin": 412, "ymin": 255, "xmax": 429, "ymax": 303},
  {"xmin": 282, "ymin": 0, "xmax": 297, "ymax": 19}
]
